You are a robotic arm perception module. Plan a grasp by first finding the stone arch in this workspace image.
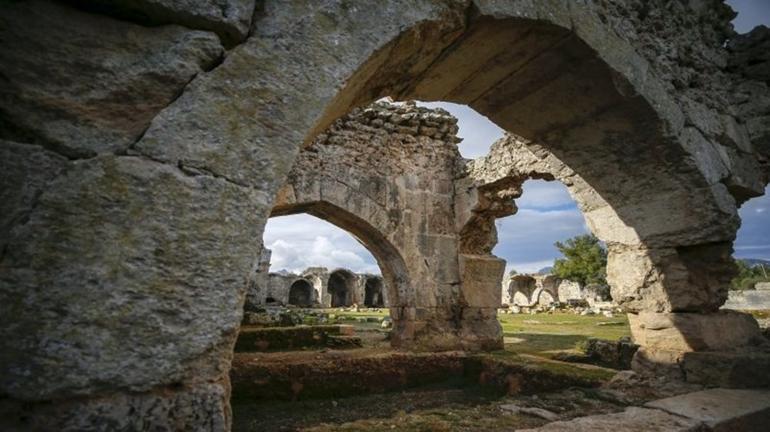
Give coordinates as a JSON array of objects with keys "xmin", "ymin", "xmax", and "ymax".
[
  {"xmin": 5, "ymin": 2, "xmax": 768, "ymax": 428},
  {"xmin": 532, "ymin": 287, "xmax": 556, "ymax": 307},
  {"xmin": 328, "ymin": 269, "xmax": 356, "ymax": 307},
  {"xmin": 300, "ymin": 272, "xmax": 325, "ymax": 307},
  {"xmin": 507, "ymin": 275, "xmax": 537, "ymax": 306},
  {"xmin": 540, "ymin": 275, "xmax": 562, "ymax": 301},
  {"xmin": 288, "ymin": 279, "xmax": 314, "ymax": 306},
  {"xmin": 364, "ymin": 276, "xmax": 385, "ymax": 307},
  {"xmin": 311, "ymin": 10, "xmax": 749, "ymax": 317},
  {"xmin": 271, "ymin": 201, "xmax": 409, "ymax": 313}
]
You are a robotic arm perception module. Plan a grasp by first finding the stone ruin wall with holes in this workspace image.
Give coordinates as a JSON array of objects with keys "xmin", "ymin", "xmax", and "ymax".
[{"xmin": 1, "ymin": 0, "xmax": 770, "ymax": 430}]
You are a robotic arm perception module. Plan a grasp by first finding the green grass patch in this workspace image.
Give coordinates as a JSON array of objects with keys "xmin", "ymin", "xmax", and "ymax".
[
  {"xmin": 745, "ymin": 310, "xmax": 770, "ymax": 320},
  {"xmin": 498, "ymin": 312, "xmax": 630, "ymax": 358}
]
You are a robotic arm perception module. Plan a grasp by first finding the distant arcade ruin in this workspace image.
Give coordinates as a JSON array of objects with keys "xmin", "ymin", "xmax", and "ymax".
[{"xmin": 246, "ymin": 248, "xmax": 389, "ymax": 309}]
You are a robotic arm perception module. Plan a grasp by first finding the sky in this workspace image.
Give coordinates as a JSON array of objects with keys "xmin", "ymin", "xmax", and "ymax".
[
  {"xmin": 263, "ymin": 3, "xmax": 770, "ymax": 275},
  {"xmin": 725, "ymin": 0, "xmax": 770, "ymax": 33}
]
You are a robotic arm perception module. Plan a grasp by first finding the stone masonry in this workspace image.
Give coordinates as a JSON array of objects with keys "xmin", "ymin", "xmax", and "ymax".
[
  {"xmin": 2, "ymin": 0, "xmax": 770, "ymax": 430},
  {"xmin": 272, "ymin": 100, "xmax": 502, "ymax": 351}
]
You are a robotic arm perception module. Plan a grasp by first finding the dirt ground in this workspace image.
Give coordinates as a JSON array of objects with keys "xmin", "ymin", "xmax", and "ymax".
[{"xmin": 230, "ymin": 310, "xmax": 653, "ymax": 432}]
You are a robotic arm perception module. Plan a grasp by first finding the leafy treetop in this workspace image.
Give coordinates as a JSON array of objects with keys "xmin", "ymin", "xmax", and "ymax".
[{"xmin": 552, "ymin": 234, "xmax": 607, "ymax": 286}]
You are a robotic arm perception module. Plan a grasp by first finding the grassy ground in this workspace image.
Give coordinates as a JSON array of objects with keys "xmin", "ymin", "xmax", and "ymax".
[
  {"xmin": 498, "ymin": 312, "xmax": 630, "ymax": 358},
  {"xmin": 314, "ymin": 308, "xmax": 632, "ymax": 358}
]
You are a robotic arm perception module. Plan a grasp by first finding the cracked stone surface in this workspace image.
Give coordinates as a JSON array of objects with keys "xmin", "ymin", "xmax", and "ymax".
[
  {"xmin": 76, "ymin": 0, "xmax": 257, "ymax": 47},
  {"xmin": 0, "ymin": 0, "xmax": 224, "ymax": 158},
  {"xmin": 0, "ymin": 155, "xmax": 268, "ymax": 400}
]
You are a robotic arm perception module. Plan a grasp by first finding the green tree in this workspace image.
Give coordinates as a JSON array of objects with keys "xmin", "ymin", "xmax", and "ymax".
[
  {"xmin": 553, "ymin": 234, "xmax": 607, "ymax": 286},
  {"xmin": 731, "ymin": 259, "xmax": 770, "ymax": 290}
]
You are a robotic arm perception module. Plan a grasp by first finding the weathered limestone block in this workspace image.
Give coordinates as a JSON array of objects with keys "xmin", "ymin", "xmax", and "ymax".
[
  {"xmin": 729, "ymin": 25, "xmax": 770, "ymax": 175},
  {"xmin": 0, "ymin": 155, "xmax": 266, "ymax": 401},
  {"xmin": 459, "ymin": 254, "xmax": 504, "ymax": 308},
  {"xmin": 1, "ymin": 382, "xmax": 228, "ymax": 432},
  {"xmin": 0, "ymin": 141, "xmax": 68, "ymax": 252},
  {"xmin": 555, "ymin": 280, "xmax": 582, "ymax": 303},
  {"xmin": 629, "ymin": 310, "xmax": 766, "ymax": 380},
  {"xmin": 682, "ymin": 351, "xmax": 770, "ymax": 388},
  {"xmin": 78, "ymin": 0, "xmax": 257, "ymax": 47},
  {"xmin": 729, "ymin": 25, "xmax": 770, "ymax": 84},
  {"xmin": 134, "ymin": 0, "xmax": 463, "ymax": 188},
  {"xmin": 245, "ymin": 246, "xmax": 272, "ymax": 309},
  {"xmin": 629, "ymin": 311, "xmax": 762, "ymax": 353},
  {"xmin": 645, "ymin": 388, "xmax": 770, "ymax": 430},
  {"xmin": 607, "ymin": 244, "xmax": 734, "ymax": 313},
  {"xmin": 517, "ymin": 407, "xmax": 703, "ymax": 432},
  {"xmin": 0, "ymin": 0, "xmax": 223, "ymax": 158}
]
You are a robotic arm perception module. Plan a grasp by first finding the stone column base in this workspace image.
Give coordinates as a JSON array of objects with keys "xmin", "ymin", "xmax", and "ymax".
[
  {"xmin": 629, "ymin": 310, "xmax": 769, "ymax": 384},
  {"xmin": 390, "ymin": 306, "xmax": 502, "ymax": 351}
]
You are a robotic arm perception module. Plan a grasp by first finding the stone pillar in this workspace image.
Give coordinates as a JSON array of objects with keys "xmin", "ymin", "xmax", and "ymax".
[
  {"xmin": 245, "ymin": 247, "xmax": 272, "ymax": 309},
  {"xmin": 609, "ymin": 244, "xmax": 769, "ymax": 384},
  {"xmin": 458, "ymin": 254, "xmax": 505, "ymax": 351}
]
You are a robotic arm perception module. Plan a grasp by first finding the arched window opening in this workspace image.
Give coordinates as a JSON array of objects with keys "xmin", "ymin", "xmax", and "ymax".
[
  {"xmin": 328, "ymin": 270, "xmax": 356, "ymax": 307},
  {"xmin": 288, "ymin": 279, "xmax": 314, "ymax": 306},
  {"xmin": 496, "ymin": 179, "xmax": 610, "ymax": 309},
  {"xmin": 364, "ymin": 277, "xmax": 385, "ymax": 307}
]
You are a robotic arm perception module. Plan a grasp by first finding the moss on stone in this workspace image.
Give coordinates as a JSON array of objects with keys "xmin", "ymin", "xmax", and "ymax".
[{"xmin": 235, "ymin": 325, "xmax": 354, "ymax": 352}]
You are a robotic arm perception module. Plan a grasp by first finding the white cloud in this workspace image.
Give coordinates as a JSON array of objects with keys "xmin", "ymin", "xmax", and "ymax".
[
  {"xmin": 735, "ymin": 186, "xmax": 770, "ymax": 260},
  {"xmin": 264, "ymin": 214, "xmax": 381, "ymax": 274}
]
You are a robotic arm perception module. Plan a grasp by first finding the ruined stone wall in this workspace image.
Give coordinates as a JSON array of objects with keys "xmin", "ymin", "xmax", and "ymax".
[
  {"xmin": 245, "ymin": 247, "xmax": 272, "ymax": 309},
  {"xmin": 723, "ymin": 287, "xmax": 770, "ymax": 311},
  {"xmin": 263, "ymin": 273, "xmax": 301, "ymax": 305},
  {"xmin": 502, "ymin": 273, "xmax": 581, "ymax": 307},
  {"xmin": 273, "ymin": 100, "xmax": 501, "ymax": 349},
  {"xmin": 2, "ymin": 0, "xmax": 770, "ymax": 429}
]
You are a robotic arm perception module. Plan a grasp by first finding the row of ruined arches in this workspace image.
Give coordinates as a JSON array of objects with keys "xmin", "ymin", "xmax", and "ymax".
[{"xmin": 269, "ymin": 269, "xmax": 386, "ymax": 308}]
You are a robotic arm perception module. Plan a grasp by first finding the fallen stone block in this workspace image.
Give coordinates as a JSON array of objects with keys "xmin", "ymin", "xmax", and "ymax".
[
  {"xmin": 516, "ymin": 407, "xmax": 703, "ymax": 431},
  {"xmin": 645, "ymin": 388, "xmax": 770, "ymax": 432}
]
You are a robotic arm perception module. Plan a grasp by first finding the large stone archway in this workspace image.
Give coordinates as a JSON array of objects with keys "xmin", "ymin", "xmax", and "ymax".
[
  {"xmin": 2, "ymin": 1, "xmax": 769, "ymax": 429},
  {"xmin": 364, "ymin": 277, "xmax": 385, "ymax": 307},
  {"xmin": 270, "ymin": 101, "xmax": 497, "ymax": 351},
  {"xmin": 288, "ymin": 279, "xmax": 313, "ymax": 306},
  {"xmin": 505, "ymin": 275, "xmax": 538, "ymax": 306},
  {"xmin": 327, "ymin": 269, "xmax": 356, "ymax": 307}
]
